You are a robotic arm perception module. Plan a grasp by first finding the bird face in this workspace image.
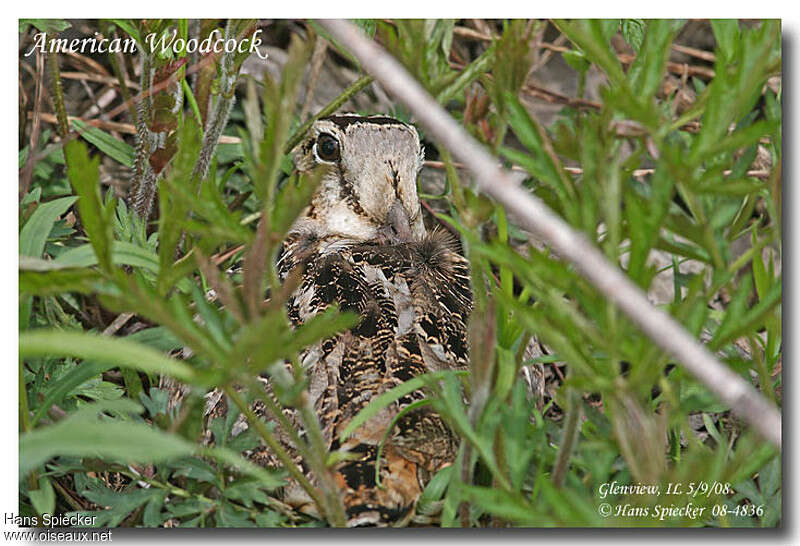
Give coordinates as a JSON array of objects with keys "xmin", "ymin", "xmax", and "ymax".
[{"xmin": 292, "ymin": 114, "xmax": 426, "ymax": 242}]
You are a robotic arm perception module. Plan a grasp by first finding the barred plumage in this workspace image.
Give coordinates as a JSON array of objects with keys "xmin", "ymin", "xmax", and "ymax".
[{"xmin": 215, "ymin": 114, "xmax": 472, "ymax": 526}]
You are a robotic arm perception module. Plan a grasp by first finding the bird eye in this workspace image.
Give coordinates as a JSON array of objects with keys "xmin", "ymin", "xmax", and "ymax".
[{"xmin": 315, "ymin": 133, "xmax": 340, "ymax": 162}]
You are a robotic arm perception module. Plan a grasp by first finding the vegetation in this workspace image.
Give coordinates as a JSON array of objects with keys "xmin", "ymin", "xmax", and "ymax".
[{"xmin": 19, "ymin": 19, "xmax": 781, "ymax": 527}]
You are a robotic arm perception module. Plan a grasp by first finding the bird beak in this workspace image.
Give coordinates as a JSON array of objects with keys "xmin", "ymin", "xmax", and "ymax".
[{"xmin": 384, "ymin": 198, "xmax": 413, "ymax": 242}]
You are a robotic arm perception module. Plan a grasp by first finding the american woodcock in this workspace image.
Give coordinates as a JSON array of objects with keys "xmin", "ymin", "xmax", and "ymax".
[{"xmin": 217, "ymin": 114, "xmax": 473, "ymax": 526}]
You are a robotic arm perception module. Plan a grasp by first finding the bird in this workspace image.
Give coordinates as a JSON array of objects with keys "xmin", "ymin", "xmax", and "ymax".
[{"xmin": 216, "ymin": 114, "xmax": 473, "ymax": 526}]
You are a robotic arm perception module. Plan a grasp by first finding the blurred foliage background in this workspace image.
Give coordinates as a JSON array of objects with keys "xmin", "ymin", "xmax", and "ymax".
[{"xmin": 18, "ymin": 19, "xmax": 781, "ymax": 527}]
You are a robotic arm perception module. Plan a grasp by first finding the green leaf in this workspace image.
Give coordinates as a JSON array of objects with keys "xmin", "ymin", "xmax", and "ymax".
[
  {"xmin": 620, "ymin": 19, "xmax": 646, "ymax": 52},
  {"xmin": 711, "ymin": 282, "xmax": 781, "ymax": 350},
  {"xmin": 28, "ymin": 476, "xmax": 56, "ymax": 516},
  {"xmin": 20, "ymin": 404, "xmax": 194, "ymax": 476},
  {"xmin": 158, "ymin": 118, "xmax": 201, "ymax": 293},
  {"xmin": 77, "ymin": 483, "xmax": 162, "ymax": 527},
  {"xmin": 30, "ymin": 360, "xmax": 113, "ymax": 427},
  {"xmin": 502, "ymin": 92, "xmax": 577, "ymax": 222},
  {"xmin": 626, "ymin": 19, "xmax": 682, "ymax": 104},
  {"xmin": 690, "ymin": 21, "xmax": 780, "ymax": 164},
  {"xmin": 339, "ymin": 370, "xmax": 468, "ymax": 441},
  {"xmin": 20, "ymin": 196, "xmax": 78, "ymax": 257},
  {"xmin": 456, "ymin": 483, "xmax": 539, "ymax": 525},
  {"xmin": 54, "ymin": 240, "xmax": 154, "ymax": 268},
  {"xmin": 711, "ymin": 19, "xmax": 741, "ymax": 61},
  {"xmin": 562, "ymin": 49, "xmax": 590, "ymax": 73},
  {"xmin": 20, "ymin": 268, "xmax": 106, "ymax": 296},
  {"xmin": 53, "ymin": 241, "xmax": 192, "ymax": 292},
  {"xmin": 70, "ymin": 119, "xmax": 135, "ymax": 168},
  {"xmin": 142, "ymin": 491, "xmax": 167, "ymax": 527},
  {"xmin": 436, "ymin": 44, "xmax": 496, "ymax": 104},
  {"xmin": 65, "ymin": 140, "xmax": 114, "ymax": 272},
  {"xmin": 21, "ymin": 19, "xmax": 71, "ymax": 34},
  {"xmin": 270, "ymin": 172, "xmax": 321, "ymax": 239},
  {"xmin": 20, "ymin": 329, "xmax": 198, "ymax": 384}
]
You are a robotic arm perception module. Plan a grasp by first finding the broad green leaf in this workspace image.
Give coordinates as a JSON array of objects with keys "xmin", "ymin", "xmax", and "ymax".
[
  {"xmin": 110, "ymin": 19, "xmax": 142, "ymax": 44},
  {"xmin": 30, "ymin": 360, "xmax": 112, "ymax": 428},
  {"xmin": 711, "ymin": 19, "xmax": 741, "ymax": 61},
  {"xmin": 20, "ymin": 268, "xmax": 106, "ymax": 296},
  {"xmin": 20, "ymin": 329, "xmax": 197, "ymax": 384},
  {"xmin": 65, "ymin": 140, "xmax": 114, "ymax": 272},
  {"xmin": 21, "ymin": 19, "xmax": 71, "ymax": 33},
  {"xmin": 70, "ymin": 119, "xmax": 135, "ymax": 168},
  {"xmin": 20, "ymin": 411, "xmax": 194, "ymax": 476},
  {"xmin": 28, "ymin": 476, "xmax": 56, "ymax": 516},
  {"xmin": 19, "ymin": 195, "xmax": 78, "ymax": 257}
]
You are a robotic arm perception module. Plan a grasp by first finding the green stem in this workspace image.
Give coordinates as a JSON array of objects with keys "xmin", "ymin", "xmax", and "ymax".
[
  {"xmin": 224, "ymin": 387, "xmax": 328, "ymax": 520},
  {"xmin": 243, "ymin": 377, "xmax": 310, "ymax": 464},
  {"xmin": 294, "ymin": 389, "xmax": 348, "ymax": 527},
  {"xmin": 50, "ymin": 478, "xmax": 85, "ymax": 512},
  {"xmin": 374, "ymin": 399, "xmax": 432, "ymax": 488},
  {"xmin": 182, "ymin": 79, "xmax": 203, "ymax": 129},
  {"xmin": 551, "ymin": 388, "xmax": 582, "ymax": 487},
  {"xmin": 284, "ymin": 75, "xmax": 373, "ymax": 153},
  {"xmin": 44, "ymin": 40, "xmax": 69, "ymax": 138},
  {"xmin": 20, "ymin": 357, "xmax": 38, "ymax": 491}
]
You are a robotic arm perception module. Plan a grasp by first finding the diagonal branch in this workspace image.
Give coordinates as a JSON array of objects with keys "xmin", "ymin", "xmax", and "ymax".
[{"xmin": 318, "ymin": 19, "xmax": 781, "ymax": 448}]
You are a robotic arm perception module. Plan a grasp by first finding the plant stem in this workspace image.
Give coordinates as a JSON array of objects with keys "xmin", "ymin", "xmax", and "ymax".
[
  {"xmin": 294, "ymin": 389, "xmax": 348, "ymax": 527},
  {"xmin": 223, "ymin": 387, "xmax": 329, "ymax": 521},
  {"xmin": 284, "ymin": 75, "xmax": 373, "ymax": 153},
  {"xmin": 551, "ymin": 389, "xmax": 582, "ymax": 487}
]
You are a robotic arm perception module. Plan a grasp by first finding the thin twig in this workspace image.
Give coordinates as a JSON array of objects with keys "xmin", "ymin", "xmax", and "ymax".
[
  {"xmin": 522, "ymin": 82, "xmax": 602, "ymax": 110},
  {"xmin": 102, "ymin": 312, "xmax": 134, "ymax": 336},
  {"xmin": 319, "ymin": 19, "xmax": 781, "ymax": 448},
  {"xmin": 60, "ymin": 71, "xmax": 140, "ymax": 90},
  {"xmin": 299, "ymin": 35, "xmax": 329, "ymax": 123},
  {"xmin": 20, "ymin": 49, "xmax": 44, "ymax": 199},
  {"xmin": 423, "ymin": 160, "xmax": 773, "ymax": 181},
  {"xmin": 671, "ymin": 43, "xmax": 716, "ymax": 63},
  {"xmin": 453, "ymin": 26, "xmax": 718, "ymax": 79},
  {"xmin": 30, "ymin": 112, "xmax": 238, "ymax": 143}
]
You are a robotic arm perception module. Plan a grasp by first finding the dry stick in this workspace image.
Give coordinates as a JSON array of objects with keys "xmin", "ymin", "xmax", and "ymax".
[
  {"xmin": 31, "ymin": 112, "xmax": 238, "ymax": 143},
  {"xmin": 671, "ymin": 43, "xmax": 716, "ymax": 63},
  {"xmin": 20, "ymin": 50, "xmax": 44, "ymax": 199},
  {"xmin": 299, "ymin": 36, "xmax": 329, "ymax": 123},
  {"xmin": 319, "ymin": 19, "xmax": 782, "ymax": 449},
  {"xmin": 102, "ymin": 312, "xmax": 135, "ymax": 336},
  {"xmin": 59, "ymin": 71, "xmax": 140, "ymax": 90}
]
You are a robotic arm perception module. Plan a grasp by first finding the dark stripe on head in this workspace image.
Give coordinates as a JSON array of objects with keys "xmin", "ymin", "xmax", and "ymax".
[{"xmin": 324, "ymin": 114, "xmax": 409, "ymax": 130}]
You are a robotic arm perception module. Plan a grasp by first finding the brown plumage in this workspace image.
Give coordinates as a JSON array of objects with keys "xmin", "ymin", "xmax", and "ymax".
[
  {"xmin": 212, "ymin": 114, "xmax": 472, "ymax": 526},
  {"xmin": 276, "ymin": 228, "xmax": 471, "ymax": 525}
]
